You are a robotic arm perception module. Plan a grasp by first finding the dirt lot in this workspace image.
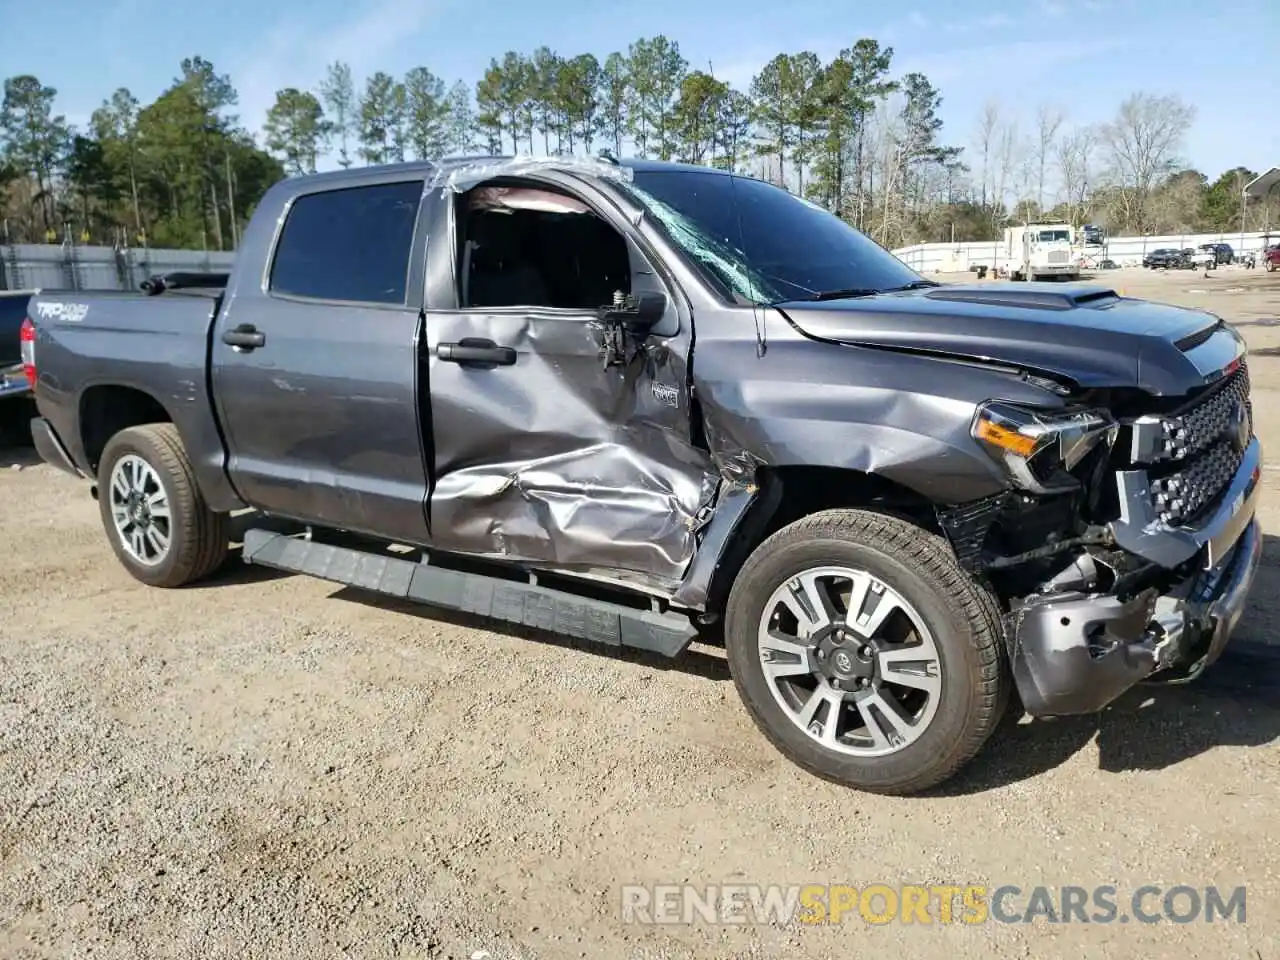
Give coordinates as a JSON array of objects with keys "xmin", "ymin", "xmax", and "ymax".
[{"xmin": 2, "ymin": 266, "xmax": 1278, "ymax": 959}]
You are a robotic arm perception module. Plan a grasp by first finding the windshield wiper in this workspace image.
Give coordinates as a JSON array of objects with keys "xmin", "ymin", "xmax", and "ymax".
[
  {"xmin": 880, "ymin": 280, "xmax": 941, "ymax": 292},
  {"xmin": 799, "ymin": 287, "xmax": 884, "ymax": 301},
  {"xmin": 792, "ymin": 280, "xmax": 942, "ymax": 302}
]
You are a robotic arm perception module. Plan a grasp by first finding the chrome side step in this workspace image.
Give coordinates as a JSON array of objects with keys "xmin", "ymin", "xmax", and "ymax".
[{"xmin": 241, "ymin": 528, "xmax": 697, "ymax": 658}]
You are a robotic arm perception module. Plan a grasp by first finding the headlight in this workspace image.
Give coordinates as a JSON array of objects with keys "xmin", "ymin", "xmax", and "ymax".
[{"xmin": 971, "ymin": 401, "xmax": 1116, "ymax": 494}]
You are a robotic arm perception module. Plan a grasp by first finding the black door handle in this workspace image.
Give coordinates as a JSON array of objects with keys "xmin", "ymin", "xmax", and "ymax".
[
  {"xmin": 437, "ymin": 338, "xmax": 516, "ymax": 366},
  {"xmin": 222, "ymin": 324, "xmax": 266, "ymax": 350}
]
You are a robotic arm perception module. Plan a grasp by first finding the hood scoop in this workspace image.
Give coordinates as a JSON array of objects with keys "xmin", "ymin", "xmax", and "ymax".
[{"xmin": 921, "ymin": 283, "xmax": 1119, "ymax": 312}]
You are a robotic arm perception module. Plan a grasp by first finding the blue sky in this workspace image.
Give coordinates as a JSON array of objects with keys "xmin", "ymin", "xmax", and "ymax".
[{"xmin": 4, "ymin": 0, "xmax": 1277, "ymax": 182}]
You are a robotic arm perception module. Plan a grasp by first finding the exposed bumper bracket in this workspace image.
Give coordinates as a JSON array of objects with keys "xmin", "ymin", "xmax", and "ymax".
[{"xmin": 1009, "ymin": 516, "xmax": 1261, "ymax": 717}]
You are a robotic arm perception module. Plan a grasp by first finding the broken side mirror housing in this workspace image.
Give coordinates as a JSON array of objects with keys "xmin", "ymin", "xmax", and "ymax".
[{"xmin": 601, "ymin": 291, "xmax": 668, "ymax": 337}]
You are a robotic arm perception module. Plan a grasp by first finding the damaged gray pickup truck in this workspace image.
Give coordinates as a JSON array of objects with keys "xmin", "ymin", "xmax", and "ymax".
[{"xmin": 25, "ymin": 155, "xmax": 1262, "ymax": 794}]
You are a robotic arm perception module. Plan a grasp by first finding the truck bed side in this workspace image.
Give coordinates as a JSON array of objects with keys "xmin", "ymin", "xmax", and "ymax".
[{"xmin": 28, "ymin": 288, "xmax": 242, "ymax": 511}]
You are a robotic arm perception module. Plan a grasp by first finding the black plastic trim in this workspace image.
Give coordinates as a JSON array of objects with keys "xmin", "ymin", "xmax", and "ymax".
[
  {"xmin": 29, "ymin": 416, "xmax": 84, "ymax": 478},
  {"xmin": 242, "ymin": 528, "xmax": 698, "ymax": 657}
]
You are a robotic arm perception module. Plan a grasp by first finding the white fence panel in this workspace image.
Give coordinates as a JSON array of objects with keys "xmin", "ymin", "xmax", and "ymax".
[{"xmin": 892, "ymin": 231, "xmax": 1273, "ymax": 273}]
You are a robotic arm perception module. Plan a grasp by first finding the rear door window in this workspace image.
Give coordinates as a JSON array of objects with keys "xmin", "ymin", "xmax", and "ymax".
[{"xmin": 269, "ymin": 180, "xmax": 423, "ymax": 305}]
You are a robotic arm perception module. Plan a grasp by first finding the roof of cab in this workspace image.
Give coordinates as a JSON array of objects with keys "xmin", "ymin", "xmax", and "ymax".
[{"xmin": 280, "ymin": 154, "xmax": 736, "ymax": 192}]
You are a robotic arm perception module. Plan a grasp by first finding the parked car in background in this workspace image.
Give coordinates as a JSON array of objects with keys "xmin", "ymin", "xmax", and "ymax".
[
  {"xmin": 1184, "ymin": 248, "xmax": 1217, "ymax": 270},
  {"xmin": 1080, "ymin": 224, "xmax": 1106, "ymax": 247},
  {"xmin": 1264, "ymin": 245, "xmax": 1280, "ymax": 272},
  {"xmin": 1, "ymin": 289, "xmax": 37, "ymax": 416},
  {"xmin": 1142, "ymin": 248, "xmax": 1185, "ymax": 269},
  {"xmin": 1199, "ymin": 243, "xmax": 1234, "ymax": 265}
]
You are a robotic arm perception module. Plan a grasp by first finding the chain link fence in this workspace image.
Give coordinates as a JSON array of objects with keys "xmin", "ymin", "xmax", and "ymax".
[{"xmin": 0, "ymin": 243, "xmax": 237, "ymax": 292}]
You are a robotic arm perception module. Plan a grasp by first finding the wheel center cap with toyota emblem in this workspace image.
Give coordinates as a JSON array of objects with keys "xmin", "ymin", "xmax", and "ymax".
[{"xmin": 815, "ymin": 628, "xmax": 877, "ymax": 681}]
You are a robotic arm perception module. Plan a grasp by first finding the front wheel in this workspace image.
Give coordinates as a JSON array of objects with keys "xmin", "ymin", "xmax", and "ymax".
[
  {"xmin": 97, "ymin": 423, "xmax": 230, "ymax": 587},
  {"xmin": 724, "ymin": 509, "xmax": 1008, "ymax": 795}
]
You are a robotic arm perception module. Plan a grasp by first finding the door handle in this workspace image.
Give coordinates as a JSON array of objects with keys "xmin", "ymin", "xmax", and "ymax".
[
  {"xmin": 222, "ymin": 324, "xmax": 266, "ymax": 350},
  {"xmin": 437, "ymin": 338, "xmax": 516, "ymax": 366}
]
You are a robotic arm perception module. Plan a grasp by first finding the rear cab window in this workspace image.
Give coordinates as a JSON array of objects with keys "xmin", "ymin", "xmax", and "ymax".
[{"xmin": 268, "ymin": 180, "xmax": 424, "ymax": 305}]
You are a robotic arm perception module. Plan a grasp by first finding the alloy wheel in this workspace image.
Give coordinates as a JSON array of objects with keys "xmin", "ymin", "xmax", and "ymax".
[{"xmin": 757, "ymin": 566, "xmax": 942, "ymax": 757}]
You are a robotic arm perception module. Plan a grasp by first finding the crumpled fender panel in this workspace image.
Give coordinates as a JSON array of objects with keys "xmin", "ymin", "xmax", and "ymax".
[{"xmin": 688, "ymin": 324, "xmax": 1057, "ymax": 505}]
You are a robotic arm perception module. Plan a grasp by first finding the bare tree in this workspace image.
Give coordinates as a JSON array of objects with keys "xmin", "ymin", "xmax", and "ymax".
[
  {"xmin": 992, "ymin": 119, "xmax": 1022, "ymax": 230},
  {"xmin": 1032, "ymin": 103, "xmax": 1065, "ymax": 213},
  {"xmin": 1098, "ymin": 92, "xmax": 1195, "ymax": 233},
  {"xmin": 971, "ymin": 98, "xmax": 1000, "ymax": 209},
  {"xmin": 868, "ymin": 97, "xmax": 907, "ymax": 247},
  {"xmin": 1055, "ymin": 124, "xmax": 1098, "ymax": 225},
  {"xmin": 1013, "ymin": 140, "xmax": 1039, "ymax": 222}
]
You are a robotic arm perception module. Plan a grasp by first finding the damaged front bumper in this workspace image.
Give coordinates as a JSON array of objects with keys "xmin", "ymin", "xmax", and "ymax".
[{"xmin": 1007, "ymin": 437, "xmax": 1263, "ymax": 717}]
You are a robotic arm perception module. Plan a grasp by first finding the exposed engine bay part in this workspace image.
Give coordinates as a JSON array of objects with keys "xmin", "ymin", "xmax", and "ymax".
[
  {"xmin": 1006, "ymin": 518, "xmax": 1261, "ymax": 717},
  {"xmin": 1035, "ymin": 552, "xmax": 1101, "ymax": 594}
]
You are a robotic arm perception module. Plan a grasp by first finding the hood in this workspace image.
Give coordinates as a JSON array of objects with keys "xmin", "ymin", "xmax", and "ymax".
[{"xmin": 774, "ymin": 282, "xmax": 1243, "ymax": 396}]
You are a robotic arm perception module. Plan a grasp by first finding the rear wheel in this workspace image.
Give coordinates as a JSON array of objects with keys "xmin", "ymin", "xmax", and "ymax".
[
  {"xmin": 97, "ymin": 423, "xmax": 230, "ymax": 587},
  {"xmin": 724, "ymin": 509, "xmax": 1007, "ymax": 795}
]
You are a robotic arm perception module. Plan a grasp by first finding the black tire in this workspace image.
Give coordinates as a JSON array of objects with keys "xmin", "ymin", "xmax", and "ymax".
[
  {"xmin": 724, "ymin": 509, "xmax": 1007, "ymax": 795},
  {"xmin": 96, "ymin": 423, "xmax": 230, "ymax": 588}
]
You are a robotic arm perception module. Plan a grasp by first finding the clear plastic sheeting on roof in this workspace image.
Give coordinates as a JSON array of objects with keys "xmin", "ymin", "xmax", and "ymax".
[
  {"xmin": 429, "ymin": 154, "xmax": 635, "ymax": 195},
  {"xmin": 468, "ymin": 185, "xmax": 593, "ymax": 216}
]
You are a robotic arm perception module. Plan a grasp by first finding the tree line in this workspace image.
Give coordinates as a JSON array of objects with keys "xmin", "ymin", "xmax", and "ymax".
[{"xmin": 0, "ymin": 36, "xmax": 1273, "ymax": 253}]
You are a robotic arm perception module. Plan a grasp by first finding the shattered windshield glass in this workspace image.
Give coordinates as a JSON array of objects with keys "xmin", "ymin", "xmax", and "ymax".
[{"xmin": 619, "ymin": 169, "xmax": 923, "ymax": 304}]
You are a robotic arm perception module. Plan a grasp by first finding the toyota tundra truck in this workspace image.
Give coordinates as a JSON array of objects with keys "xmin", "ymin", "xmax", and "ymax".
[{"xmin": 22, "ymin": 155, "xmax": 1263, "ymax": 795}]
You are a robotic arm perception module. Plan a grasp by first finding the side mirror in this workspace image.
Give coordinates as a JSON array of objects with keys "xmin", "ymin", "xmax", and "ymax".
[{"xmin": 601, "ymin": 291, "xmax": 668, "ymax": 336}]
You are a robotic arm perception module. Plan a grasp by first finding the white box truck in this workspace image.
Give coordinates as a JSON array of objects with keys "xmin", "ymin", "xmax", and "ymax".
[{"xmin": 1001, "ymin": 223, "xmax": 1080, "ymax": 281}]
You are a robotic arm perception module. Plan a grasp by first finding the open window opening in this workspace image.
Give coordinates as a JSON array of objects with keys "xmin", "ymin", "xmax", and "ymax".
[{"xmin": 456, "ymin": 180, "xmax": 633, "ymax": 311}]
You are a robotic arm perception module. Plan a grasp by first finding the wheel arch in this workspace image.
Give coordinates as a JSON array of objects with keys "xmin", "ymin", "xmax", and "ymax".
[
  {"xmin": 79, "ymin": 383, "xmax": 174, "ymax": 473},
  {"xmin": 693, "ymin": 464, "xmax": 949, "ymax": 621},
  {"xmin": 75, "ymin": 381, "xmax": 243, "ymax": 513}
]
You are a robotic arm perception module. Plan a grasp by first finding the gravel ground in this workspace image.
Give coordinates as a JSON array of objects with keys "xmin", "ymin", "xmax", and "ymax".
[{"xmin": 1, "ymin": 266, "xmax": 1278, "ymax": 959}]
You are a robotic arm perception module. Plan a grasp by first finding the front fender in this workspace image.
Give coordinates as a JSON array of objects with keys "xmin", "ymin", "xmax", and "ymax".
[{"xmin": 693, "ymin": 332, "xmax": 1063, "ymax": 505}]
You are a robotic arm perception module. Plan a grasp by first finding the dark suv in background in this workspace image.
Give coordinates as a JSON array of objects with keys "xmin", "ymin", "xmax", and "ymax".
[{"xmin": 1142, "ymin": 248, "xmax": 1186, "ymax": 269}]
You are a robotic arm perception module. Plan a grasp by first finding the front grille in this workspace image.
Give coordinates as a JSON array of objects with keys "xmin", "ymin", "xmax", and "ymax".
[
  {"xmin": 1149, "ymin": 437, "xmax": 1246, "ymax": 526},
  {"xmin": 1047, "ymin": 251, "xmax": 1070, "ymax": 264},
  {"xmin": 1141, "ymin": 361, "xmax": 1254, "ymax": 527},
  {"xmin": 1149, "ymin": 363, "xmax": 1251, "ymax": 463}
]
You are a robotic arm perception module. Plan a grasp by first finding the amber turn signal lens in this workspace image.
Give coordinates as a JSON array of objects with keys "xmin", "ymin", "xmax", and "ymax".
[{"xmin": 974, "ymin": 417, "xmax": 1039, "ymax": 458}]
